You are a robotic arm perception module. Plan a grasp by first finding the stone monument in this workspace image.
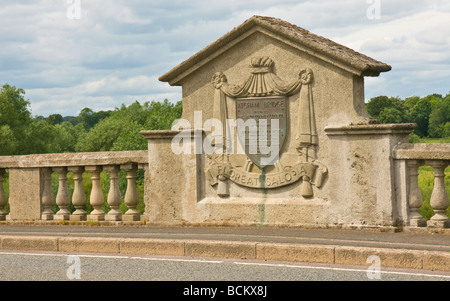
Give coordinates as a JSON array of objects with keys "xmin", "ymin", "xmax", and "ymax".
[{"xmin": 141, "ymin": 16, "xmax": 415, "ymax": 227}]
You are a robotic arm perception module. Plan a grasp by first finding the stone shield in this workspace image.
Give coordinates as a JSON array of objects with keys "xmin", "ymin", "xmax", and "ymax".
[{"xmin": 235, "ymin": 96, "xmax": 287, "ymax": 168}]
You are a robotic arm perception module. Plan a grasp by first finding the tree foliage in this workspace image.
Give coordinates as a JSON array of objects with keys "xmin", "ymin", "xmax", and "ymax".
[
  {"xmin": 1, "ymin": 82, "xmax": 448, "ymax": 157},
  {"xmin": 366, "ymin": 92, "xmax": 450, "ymax": 138},
  {"xmin": 0, "ymin": 83, "xmax": 183, "ymax": 155},
  {"xmin": 0, "ymin": 84, "xmax": 33, "ymax": 155}
]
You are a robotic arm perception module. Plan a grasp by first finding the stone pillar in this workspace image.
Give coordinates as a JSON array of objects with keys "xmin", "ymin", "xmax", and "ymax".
[
  {"xmin": 121, "ymin": 163, "xmax": 140, "ymax": 221},
  {"xmin": 0, "ymin": 169, "xmax": 7, "ymax": 221},
  {"xmin": 138, "ymin": 163, "xmax": 149, "ymax": 222},
  {"xmin": 407, "ymin": 160, "xmax": 427, "ymax": 227},
  {"xmin": 69, "ymin": 166, "xmax": 87, "ymax": 221},
  {"xmin": 41, "ymin": 168, "xmax": 55, "ymax": 220},
  {"xmin": 141, "ymin": 130, "xmax": 198, "ymax": 225},
  {"xmin": 86, "ymin": 166, "xmax": 105, "ymax": 221},
  {"xmin": 8, "ymin": 168, "xmax": 42, "ymax": 220},
  {"xmin": 105, "ymin": 165, "xmax": 122, "ymax": 221},
  {"xmin": 427, "ymin": 160, "xmax": 450, "ymax": 228},
  {"xmin": 53, "ymin": 167, "xmax": 71, "ymax": 221}
]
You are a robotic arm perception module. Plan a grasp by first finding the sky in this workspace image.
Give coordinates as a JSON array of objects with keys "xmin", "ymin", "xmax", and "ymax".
[{"xmin": 1, "ymin": 0, "xmax": 449, "ymax": 117}]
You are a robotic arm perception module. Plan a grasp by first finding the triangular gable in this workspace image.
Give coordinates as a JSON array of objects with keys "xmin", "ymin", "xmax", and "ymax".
[{"xmin": 159, "ymin": 15, "xmax": 391, "ymax": 85}]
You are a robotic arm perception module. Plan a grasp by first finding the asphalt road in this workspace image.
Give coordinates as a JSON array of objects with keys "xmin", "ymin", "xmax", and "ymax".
[
  {"xmin": 1, "ymin": 251, "xmax": 449, "ymax": 282},
  {"xmin": 1, "ymin": 224, "xmax": 450, "ymax": 252}
]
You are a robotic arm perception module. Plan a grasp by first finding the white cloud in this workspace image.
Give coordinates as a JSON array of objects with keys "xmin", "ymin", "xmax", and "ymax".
[{"xmin": 0, "ymin": 0, "xmax": 449, "ymax": 116}]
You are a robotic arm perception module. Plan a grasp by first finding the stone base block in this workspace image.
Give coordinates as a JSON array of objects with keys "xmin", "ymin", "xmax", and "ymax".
[
  {"xmin": 122, "ymin": 214, "xmax": 141, "ymax": 222},
  {"xmin": 105, "ymin": 214, "xmax": 122, "ymax": 221},
  {"xmin": 87, "ymin": 214, "xmax": 105, "ymax": 222},
  {"xmin": 427, "ymin": 219, "xmax": 450, "ymax": 228},
  {"xmin": 409, "ymin": 218, "xmax": 427, "ymax": 227},
  {"xmin": 70, "ymin": 214, "xmax": 87, "ymax": 222},
  {"xmin": 53, "ymin": 213, "xmax": 70, "ymax": 221},
  {"xmin": 41, "ymin": 214, "xmax": 54, "ymax": 221}
]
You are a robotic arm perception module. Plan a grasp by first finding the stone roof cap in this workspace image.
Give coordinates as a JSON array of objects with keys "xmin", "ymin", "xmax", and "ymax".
[{"xmin": 159, "ymin": 15, "xmax": 392, "ymax": 85}]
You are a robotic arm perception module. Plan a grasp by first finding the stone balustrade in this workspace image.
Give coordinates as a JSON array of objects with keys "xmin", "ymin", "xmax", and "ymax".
[
  {"xmin": 393, "ymin": 143, "xmax": 450, "ymax": 228},
  {"xmin": 0, "ymin": 151, "xmax": 148, "ymax": 223},
  {"xmin": 1, "ymin": 143, "xmax": 449, "ymax": 229}
]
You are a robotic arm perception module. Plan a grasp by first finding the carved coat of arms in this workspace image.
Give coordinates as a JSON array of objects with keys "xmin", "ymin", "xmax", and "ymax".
[{"xmin": 206, "ymin": 57, "xmax": 327, "ymax": 197}]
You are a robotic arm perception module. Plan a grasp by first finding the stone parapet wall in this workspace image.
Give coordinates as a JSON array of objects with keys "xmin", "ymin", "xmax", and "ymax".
[{"xmin": 0, "ymin": 150, "xmax": 148, "ymax": 222}]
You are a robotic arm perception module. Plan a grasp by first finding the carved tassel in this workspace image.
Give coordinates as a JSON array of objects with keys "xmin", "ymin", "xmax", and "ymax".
[
  {"xmin": 217, "ymin": 175, "xmax": 229, "ymax": 197},
  {"xmin": 301, "ymin": 176, "xmax": 313, "ymax": 197}
]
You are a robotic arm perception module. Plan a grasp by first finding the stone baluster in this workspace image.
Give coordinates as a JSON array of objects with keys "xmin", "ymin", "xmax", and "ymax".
[
  {"xmin": 0, "ymin": 169, "xmax": 7, "ymax": 221},
  {"xmin": 53, "ymin": 167, "xmax": 71, "ymax": 220},
  {"xmin": 121, "ymin": 164, "xmax": 141, "ymax": 221},
  {"xmin": 427, "ymin": 160, "xmax": 450, "ymax": 228},
  {"xmin": 407, "ymin": 160, "xmax": 426, "ymax": 227},
  {"xmin": 68, "ymin": 166, "xmax": 87, "ymax": 221},
  {"xmin": 86, "ymin": 166, "xmax": 105, "ymax": 221},
  {"xmin": 41, "ymin": 168, "xmax": 55, "ymax": 220},
  {"xmin": 105, "ymin": 165, "xmax": 122, "ymax": 221}
]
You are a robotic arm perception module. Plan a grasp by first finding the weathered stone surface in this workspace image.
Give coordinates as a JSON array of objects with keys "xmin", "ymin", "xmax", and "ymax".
[
  {"xmin": 159, "ymin": 15, "xmax": 391, "ymax": 84},
  {"xmin": 423, "ymin": 251, "xmax": 450, "ymax": 271},
  {"xmin": 335, "ymin": 246, "xmax": 424, "ymax": 269},
  {"xmin": 256, "ymin": 243, "xmax": 335, "ymax": 264},
  {"xmin": 120, "ymin": 238, "xmax": 185, "ymax": 256},
  {"xmin": 0, "ymin": 150, "xmax": 148, "ymax": 169},
  {"xmin": 185, "ymin": 240, "xmax": 256, "ymax": 259},
  {"xmin": 393, "ymin": 143, "xmax": 450, "ymax": 160},
  {"xmin": 141, "ymin": 15, "xmax": 416, "ymax": 228},
  {"xmin": 1, "ymin": 236, "xmax": 58, "ymax": 251},
  {"xmin": 59, "ymin": 237, "xmax": 120, "ymax": 253},
  {"xmin": 8, "ymin": 168, "xmax": 42, "ymax": 221}
]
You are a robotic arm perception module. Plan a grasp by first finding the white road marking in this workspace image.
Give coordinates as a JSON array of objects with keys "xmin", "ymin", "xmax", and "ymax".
[
  {"xmin": 1, "ymin": 250, "xmax": 449, "ymax": 279},
  {"xmin": 233, "ymin": 261, "xmax": 450, "ymax": 279}
]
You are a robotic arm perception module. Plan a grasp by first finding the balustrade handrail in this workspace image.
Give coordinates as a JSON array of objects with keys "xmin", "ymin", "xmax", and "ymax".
[
  {"xmin": 393, "ymin": 143, "xmax": 450, "ymax": 161},
  {"xmin": 0, "ymin": 150, "xmax": 148, "ymax": 169}
]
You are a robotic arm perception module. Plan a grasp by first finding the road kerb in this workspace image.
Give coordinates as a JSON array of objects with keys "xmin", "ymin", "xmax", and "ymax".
[
  {"xmin": 335, "ymin": 246, "xmax": 424, "ymax": 270},
  {"xmin": 423, "ymin": 251, "xmax": 450, "ymax": 272},
  {"xmin": 58, "ymin": 237, "xmax": 120, "ymax": 253},
  {"xmin": 256, "ymin": 243, "xmax": 335, "ymax": 264},
  {"xmin": 0, "ymin": 235, "xmax": 58, "ymax": 252},
  {"xmin": 185, "ymin": 240, "xmax": 257, "ymax": 259},
  {"xmin": 120, "ymin": 238, "xmax": 185, "ymax": 256},
  {"xmin": 0, "ymin": 235, "xmax": 449, "ymax": 272}
]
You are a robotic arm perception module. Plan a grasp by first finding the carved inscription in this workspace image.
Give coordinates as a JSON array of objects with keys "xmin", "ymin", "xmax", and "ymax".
[
  {"xmin": 235, "ymin": 96, "xmax": 286, "ymax": 167},
  {"xmin": 211, "ymin": 162, "xmax": 316, "ymax": 189}
]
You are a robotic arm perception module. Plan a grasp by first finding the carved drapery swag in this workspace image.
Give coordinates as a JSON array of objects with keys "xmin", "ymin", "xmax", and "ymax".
[
  {"xmin": 208, "ymin": 57, "xmax": 325, "ymax": 198},
  {"xmin": 211, "ymin": 56, "xmax": 318, "ymax": 147}
]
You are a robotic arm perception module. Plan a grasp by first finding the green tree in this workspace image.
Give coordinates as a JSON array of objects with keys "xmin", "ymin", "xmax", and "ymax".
[
  {"xmin": 145, "ymin": 99, "xmax": 182, "ymax": 130},
  {"xmin": 46, "ymin": 114, "xmax": 63, "ymax": 125},
  {"xmin": 75, "ymin": 115, "xmax": 128, "ymax": 152},
  {"xmin": 428, "ymin": 99, "xmax": 450, "ymax": 138},
  {"xmin": 0, "ymin": 84, "xmax": 33, "ymax": 155},
  {"xmin": 378, "ymin": 107, "xmax": 406, "ymax": 124},
  {"xmin": 443, "ymin": 122, "xmax": 450, "ymax": 137},
  {"xmin": 410, "ymin": 98, "xmax": 432, "ymax": 137},
  {"xmin": 111, "ymin": 121, "xmax": 146, "ymax": 151},
  {"xmin": 0, "ymin": 125, "xmax": 19, "ymax": 155},
  {"xmin": 366, "ymin": 96, "xmax": 407, "ymax": 121},
  {"xmin": 76, "ymin": 99, "xmax": 182, "ymax": 152},
  {"xmin": 366, "ymin": 96, "xmax": 391, "ymax": 119},
  {"xmin": 24, "ymin": 119, "xmax": 56, "ymax": 154}
]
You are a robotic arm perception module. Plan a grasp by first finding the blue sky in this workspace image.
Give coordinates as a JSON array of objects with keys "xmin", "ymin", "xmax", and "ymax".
[{"xmin": 1, "ymin": 0, "xmax": 449, "ymax": 117}]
